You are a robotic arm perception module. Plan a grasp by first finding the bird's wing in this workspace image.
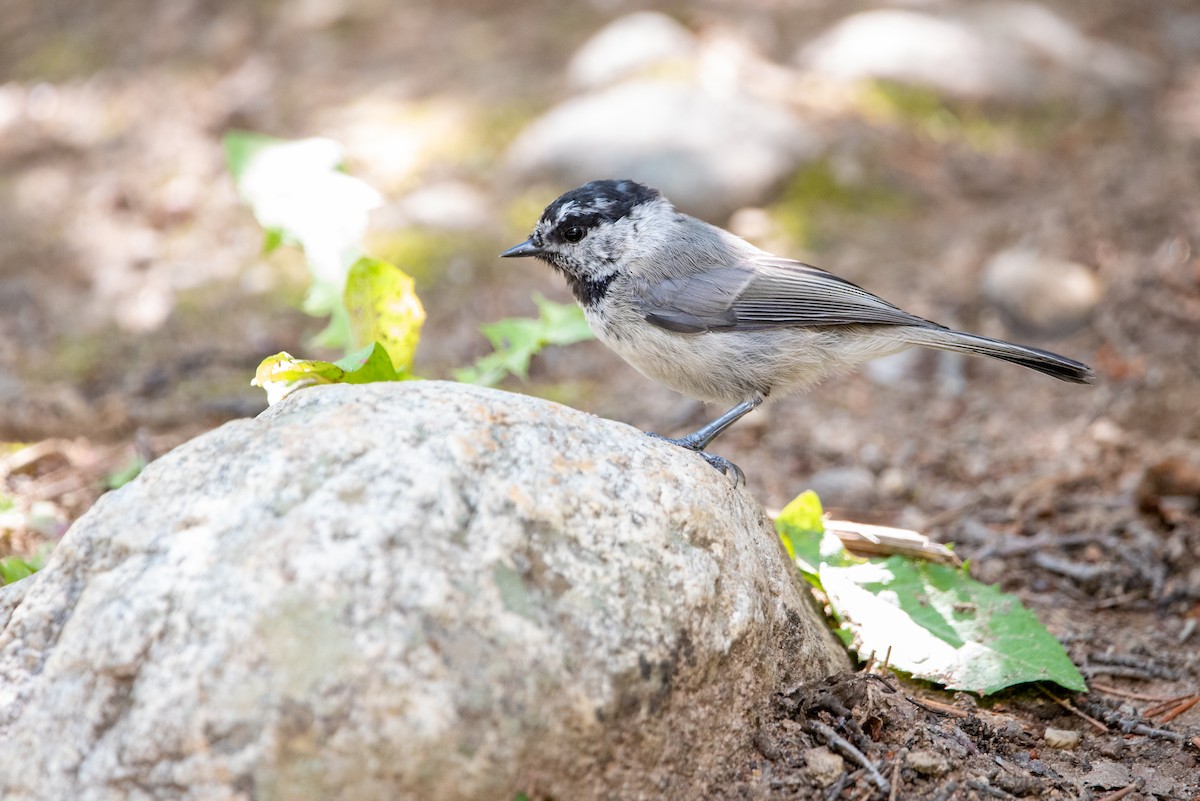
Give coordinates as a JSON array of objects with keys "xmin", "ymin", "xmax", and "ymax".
[{"xmin": 636, "ymin": 256, "xmax": 941, "ymax": 334}]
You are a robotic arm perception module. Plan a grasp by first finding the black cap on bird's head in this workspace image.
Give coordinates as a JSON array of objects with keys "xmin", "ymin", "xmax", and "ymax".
[{"xmin": 499, "ymin": 179, "xmax": 663, "ymax": 260}]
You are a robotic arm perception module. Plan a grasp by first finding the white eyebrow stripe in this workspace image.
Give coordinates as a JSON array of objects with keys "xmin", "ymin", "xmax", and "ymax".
[{"xmin": 553, "ymin": 201, "xmax": 578, "ymax": 223}]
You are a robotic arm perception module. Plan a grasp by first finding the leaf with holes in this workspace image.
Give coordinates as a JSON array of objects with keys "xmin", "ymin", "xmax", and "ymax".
[
  {"xmin": 819, "ymin": 556, "xmax": 1086, "ymax": 695},
  {"xmin": 343, "ymin": 257, "xmax": 425, "ymax": 376}
]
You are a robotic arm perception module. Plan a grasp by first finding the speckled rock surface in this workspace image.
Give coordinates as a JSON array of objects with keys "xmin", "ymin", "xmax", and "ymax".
[{"xmin": 0, "ymin": 381, "xmax": 847, "ymax": 801}]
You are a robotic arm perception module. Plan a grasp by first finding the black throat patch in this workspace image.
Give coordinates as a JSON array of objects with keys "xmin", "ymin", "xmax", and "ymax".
[{"xmin": 561, "ymin": 269, "xmax": 617, "ymax": 307}]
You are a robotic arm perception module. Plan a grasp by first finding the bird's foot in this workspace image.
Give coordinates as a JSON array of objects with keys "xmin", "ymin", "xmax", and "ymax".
[
  {"xmin": 698, "ymin": 450, "xmax": 745, "ymax": 487},
  {"xmin": 645, "ymin": 432, "xmax": 745, "ymax": 487}
]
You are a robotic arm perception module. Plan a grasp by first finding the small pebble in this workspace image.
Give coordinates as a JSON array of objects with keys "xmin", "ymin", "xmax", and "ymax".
[
  {"xmin": 981, "ymin": 248, "xmax": 1102, "ymax": 337},
  {"xmin": 804, "ymin": 746, "xmax": 845, "ymax": 784},
  {"xmin": 1043, "ymin": 727, "xmax": 1081, "ymax": 749},
  {"xmin": 906, "ymin": 748, "xmax": 951, "ymax": 777},
  {"xmin": 997, "ymin": 720, "xmax": 1025, "ymax": 740},
  {"xmin": 806, "ymin": 466, "xmax": 878, "ymax": 510},
  {"xmin": 878, "ymin": 467, "xmax": 911, "ymax": 499}
]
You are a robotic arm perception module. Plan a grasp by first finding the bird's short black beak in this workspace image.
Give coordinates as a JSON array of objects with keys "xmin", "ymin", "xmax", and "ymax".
[{"xmin": 500, "ymin": 239, "xmax": 543, "ymax": 259}]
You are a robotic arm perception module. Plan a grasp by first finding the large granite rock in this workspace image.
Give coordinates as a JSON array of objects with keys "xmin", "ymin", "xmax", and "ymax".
[{"xmin": 0, "ymin": 381, "xmax": 847, "ymax": 801}]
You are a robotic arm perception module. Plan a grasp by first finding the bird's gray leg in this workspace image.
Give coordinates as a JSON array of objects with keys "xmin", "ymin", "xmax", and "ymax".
[
  {"xmin": 655, "ymin": 397, "xmax": 763, "ymax": 451},
  {"xmin": 646, "ymin": 396, "xmax": 764, "ymax": 485}
]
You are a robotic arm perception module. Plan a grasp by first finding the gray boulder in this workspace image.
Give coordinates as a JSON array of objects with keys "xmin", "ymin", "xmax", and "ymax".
[
  {"xmin": 567, "ymin": 12, "xmax": 698, "ymax": 91},
  {"xmin": 982, "ymin": 248, "xmax": 1102, "ymax": 337},
  {"xmin": 0, "ymin": 381, "xmax": 847, "ymax": 801},
  {"xmin": 504, "ymin": 80, "xmax": 823, "ymax": 220},
  {"xmin": 805, "ymin": 466, "xmax": 879, "ymax": 512},
  {"xmin": 798, "ymin": 2, "xmax": 1157, "ymax": 106}
]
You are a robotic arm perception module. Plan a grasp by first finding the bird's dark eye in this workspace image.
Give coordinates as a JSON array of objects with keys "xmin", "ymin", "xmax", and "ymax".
[{"xmin": 562, "ymin": 225, "xmax": 586, "ymax": 243}]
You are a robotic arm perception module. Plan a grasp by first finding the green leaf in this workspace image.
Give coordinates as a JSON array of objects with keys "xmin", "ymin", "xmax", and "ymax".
[
  {"xmin": 104, "ymin": 455, "xmax": 146, "ymax": 490},
  {"xmin": 0, "ymin": 554, "xmax": 43, "ymax": 585},
  {"xmin": 304, "ymin": 283, "xmax": 354, "ymax": 352},
  {"xmin": 251, "ymin": 343, "xmax": 401, "ymax": 405},
  {"xmin": 456, "ymin": 294, "xmax": 593, "ymax": 386},
  {"xmin": 819, "ymin": 556, "xmax": 1086, "ymax": 695},
  {"xmin": 262, "ymin": 227, "xmax": 285, "ymax": 254},
  {"xmin": 343, "ymin": 257, "xmax": 426, "ymax": 375},
  {"xmin": 223, "ymin": 130, "xmax": 282, "ymax": 183},
  {"xmin": 774, "ymin": 489, "xmax": 1085, "ymax": 695},
  {"xmin": 331, "ymin": 342, "xmax": 401, "ymax": 382},
  {"xmin": 531, "ymin": 293, "xmax": 593, "ymax": 343},
  {"xmin": 774, "ymin": 490, "xmax": 857, "ymax": 583}
]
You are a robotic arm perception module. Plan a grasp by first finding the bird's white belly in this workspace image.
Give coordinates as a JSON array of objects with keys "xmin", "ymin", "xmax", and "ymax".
[{"xmin": 584, "ymin": 305, "xmax": 913, "ymax": 405}]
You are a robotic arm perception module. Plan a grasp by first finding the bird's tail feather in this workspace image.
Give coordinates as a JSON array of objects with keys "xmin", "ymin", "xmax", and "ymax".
[{"xmin": 907, "ymin": 329, "xmax": 1094, "ymax": 384}]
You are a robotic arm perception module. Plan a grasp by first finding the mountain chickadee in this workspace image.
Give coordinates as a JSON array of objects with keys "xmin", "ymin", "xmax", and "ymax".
[{"xmin": 502, "ymin": 179, "xmax": 1093, "ymax": 483}]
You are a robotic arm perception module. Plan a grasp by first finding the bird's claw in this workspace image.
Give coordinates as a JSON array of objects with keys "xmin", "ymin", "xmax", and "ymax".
[
  {"xmin": 645, "ymin": 432, "xmax": 745, "ymax": 487},
  {"xmin": 699, "ymin": 451, "xmax": 745, "ymax": 487}
]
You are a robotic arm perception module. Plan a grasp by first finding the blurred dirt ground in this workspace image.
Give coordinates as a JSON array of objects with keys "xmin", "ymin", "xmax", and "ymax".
[{"xmin": 1, "ymin": 1, "xmax": 1198, "ymax": 798}]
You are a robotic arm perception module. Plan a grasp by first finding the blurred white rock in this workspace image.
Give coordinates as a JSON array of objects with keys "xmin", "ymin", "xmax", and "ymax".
[
  {"xmin": 805, "ymin": 466, "xmax": 878, "ymax": 511},
  {"xmin": 505, "ymin": 80, "xmax": 822, "ymax": 220},
  {"xmin": 568, "ymin": 12, "xmax": 698, "ymax": 90},
  {"xmin": 375, "ymin": 181, "xmax": 494, "ymax": 232},
  {"xmin": 982, "ymin": 248, "xmax": 1102, "ymax": 336},
  {"xmin": 797, "ymin": 2, "xmax": 1158, "ymax": 105},
  {"xmin": 863, "ymin": 349, "xmax": 923, "ymax": 388}
]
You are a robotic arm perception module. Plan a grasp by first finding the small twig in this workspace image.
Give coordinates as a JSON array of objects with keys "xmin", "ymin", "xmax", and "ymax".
[
  {"xmin": 1080, "ymin": 665, "xmax": 1165, "ymax": 681},
  {"xmin": 1031, "ymin": 552, "xmax": 1107, "ymax": 582},
  {"xmin": 1085, "ymin": 652, "xmax": 1180, "ymax": 680},
  {"xmin": 880, "ymin": 645, "xmax": 892, "ymax": 675},
  {"xmin": 1089, "ymin": 682, "xmax": 1193, "ymax": 703},
  {"xmin": 887, "ymin": 749, "xmax": 905, "ymax": 801},
  {"xmin": 1191, "ymin": 736, "xmax": 1200, "ymax": 751},
  {"xmin": 825, "ymin": 518, "xmax": 961, "ymax": 566},
  {"xmin": 931, "ymin": 780, "xmax": 958, "ymax": 801},
  {"xmin": 805, "ymin": 719, "xmax": 891, "ymax": 795},
  {"xmin": 823, "ymin": 769, "xmax": 854, "ymax": 801},
  {"xmin": 1130, "ymin": 722, "xmax": 1184, "ymax": 741},
  {"xmin": 1075, "ymin": 698, "xmax": 1187, "ymax": 742},
  {"xmin": 0, "ymin": 439, "xmax": 73, "ymax": 476},
  {"xmin": 1144, "ymin": 693, "xmax": 1194, "ymax": 717},
  {"xmin": 978, "ymin": 531, "xmax": 1110, "ymax": 560},
  {"xmin": 923, "ymin": 493, "xmax": 991, "ymax": 529},
  {"xmin": 1154, "ymin": 694, "xmax": 1200, "ymax": 724},
  {"xmin": 1092, "ymin": 590, "xmax": 1145, "ymax": 610},
  {"xmin": 863, "ymin": 673, "xmax": 897, "ymax": 693},
  {"xmin": 1096, "ymin": 779, "xmax": 1143, "ymax": 801},
  {"xmin": 906, "ymin": 694, "xmax": 970, "ymax": 718},
  {"xmin": 965, "ymin": 779, "xmax": 1016, "ymax": 799},
  {"xmin": 1040, "ymin": 688, "xmax": 1109, "ymax": 733}
]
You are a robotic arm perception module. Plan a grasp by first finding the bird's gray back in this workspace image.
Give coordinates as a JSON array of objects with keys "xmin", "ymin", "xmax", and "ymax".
[{"xmin": 629, "ymin": 217, "xmax": 940, "ymax": 335}]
